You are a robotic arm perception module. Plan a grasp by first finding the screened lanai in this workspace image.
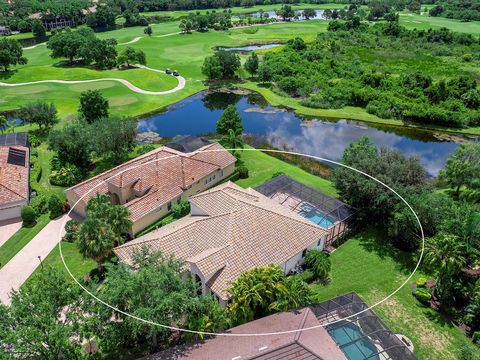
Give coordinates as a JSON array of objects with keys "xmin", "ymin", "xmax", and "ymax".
[
  {"xmin": 255, "ymin": 175, "xmax": 355, "ymax": 246},
  {"xmin": 310, "ymin": 292, "xmax": 417, "ymax": 360}
]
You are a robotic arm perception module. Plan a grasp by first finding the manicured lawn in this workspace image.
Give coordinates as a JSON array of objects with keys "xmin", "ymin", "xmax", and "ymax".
[
  {"xmin": 26, "ymin": 241, "xmax": 96, "ymax": 285},
  {"xmin": 30, "ymin": 143, "xmax": 67, "ymax": 198},
  {"xmin": 309, "ymin": 230, "xmax": 479, "ymax": 360},
  {"xmin": 399, "ymin": 11, "xmax": 480, "ymax": 35},
  {"xmin": 236, "ymin": 146, "xmax": 338, "ymax": 197},
  {"xmin": 0, "ymin": 214, "xmax": 50, "ymax": 269}
]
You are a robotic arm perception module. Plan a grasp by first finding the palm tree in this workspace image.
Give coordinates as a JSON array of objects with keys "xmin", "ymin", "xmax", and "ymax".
[
  {"xmin": 304, "ymin": 249, "xmax": 331, "ymax": 283},
  {"xmin": 424, "ymin": 233, "xmax": 467, "ymax": 304},
  {"xmin": 269, "ymin": 276, "xmax": 310, "ymax": 312},
  {"xmin": 221, "ymin": 128, "xmax": 244, "ymax": 157}
]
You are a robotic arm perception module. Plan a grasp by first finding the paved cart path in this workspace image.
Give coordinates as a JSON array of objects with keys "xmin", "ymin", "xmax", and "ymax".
[
  {"xmin": 0, "ymin": 218, "xmax": 22, "ymax": 248},
  {"xmin": 0, "ymin": 65, "xmax": 186, "ymax": 95},
  {"xmin": 0, "ymin": 215, "xmax": 69, "ymax": 305}
]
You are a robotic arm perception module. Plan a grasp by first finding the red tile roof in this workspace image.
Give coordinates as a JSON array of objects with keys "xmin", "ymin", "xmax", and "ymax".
[
  {"xmin": 143, "ymin": 308, "xmax": 346, "ymax": 360},
  {"xmin": 0, "ymin": 146, "xmax": 29, "ymax": 204},
  {"xmin": 66, "ymin": 143, "xmax": 236, "ymax": 221}
]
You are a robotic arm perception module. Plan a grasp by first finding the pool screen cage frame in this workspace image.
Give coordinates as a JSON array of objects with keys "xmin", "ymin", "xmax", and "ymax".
[
  {"xmin": 255, "ymin": 175, "xmax": 356, "ymax": 245},
  {"xmin": 310, "ymin": 292, "xmax": 417, "ymax": 360}
]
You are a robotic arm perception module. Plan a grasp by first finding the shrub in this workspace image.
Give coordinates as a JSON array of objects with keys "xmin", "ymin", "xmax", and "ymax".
[
  {"xmin": 297, "ymin": 269, "xmax": 315, "ymax": 283},
  {"xmin": 237, "ymin": 165, "xmax": 249, "ymax": 179},
  {"xmin": 272, "ymin": 171, "xmax": 285, "ymax": 178},
  {"xmin": 63, "ymin": 219, "xmax": 80, "ymax": 242},
  {"xmin": 48, "ymin": 194, "xmax": 64, "ymax": 219},
  {"xmin": 413, "ymin": 288, "xmax": 432, "ymax": 304},
  {"xmin": 30, "ymin": 194, "xmax": 49, "ymax": 215},
  {"xmin": 171, "ymin": 198, "xmax": 190, "ymax": 219},
  {"xmin": 49, "ymin": 163, "xmax": 83, "ymax": 187},
  {"xmin": 21, "ymin": 206, "xmax": 37, "ymax": 227},
  {"xmin": 304, "ymin": 249, "xmax": 331, "ymax": 284},
  {"xmin": 416, "ymin": 277, "xmax": 428, "ymax": 288},
  {"xmin": 473, "ymin": 331, "xmax": 480, "ymax": 344}
]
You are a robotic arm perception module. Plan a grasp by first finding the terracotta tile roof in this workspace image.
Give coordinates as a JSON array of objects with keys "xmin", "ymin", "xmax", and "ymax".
[
  {"xmin": 0, "ymin": 146, "xmax": 29, "ymax": 204},
  {"xmin": 66, "ymin": 143, "xmax": 236, "ymax": 222},
  {"xmin": 143, "ymin": 308, "xmax": 346, "ymax": 360},
  {"xmin": 114, "ymin": 182, "xmax": 328, "ymax": 300}
]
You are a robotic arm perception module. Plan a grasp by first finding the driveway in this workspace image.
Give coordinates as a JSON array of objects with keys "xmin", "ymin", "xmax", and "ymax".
[
  {"xmin": 0, "ymin": 218, "xmax": 22, "ymax": 247},
  {"xmin": 0, "ymin": 215, "xmax": 69, "ymax": 305}
]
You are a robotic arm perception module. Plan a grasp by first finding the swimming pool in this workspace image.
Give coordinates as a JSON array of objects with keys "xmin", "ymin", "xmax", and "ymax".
[
  {"xmin": 327, "ymin": 321, "xmax": 380, "ymax": 360},
  {"xmin": 299, "ymin": 204, "xmax": 335, "ymax": 229}
]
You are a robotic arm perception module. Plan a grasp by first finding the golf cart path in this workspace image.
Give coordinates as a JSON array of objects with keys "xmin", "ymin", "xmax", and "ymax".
[
  {"xmin": 0, "ymin": 215, "xmax": 69, "ymax": 305},
  {"xmin": 0, "ymin": 65, "xmax": 186, "ymax": 95},
  {"xmin": 117, "ymin": 31, "xmax": 181, "ymax": 45}
]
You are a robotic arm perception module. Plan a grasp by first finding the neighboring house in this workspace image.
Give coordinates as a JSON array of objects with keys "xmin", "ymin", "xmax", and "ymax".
[
  {"xmin": 144, "ymin": 292, "xmax": 417, "ymax": 360},
  {"xmin": 144, "ymin": 307, "xmax": 346, "ymax": 360},
  {"xmin": 113, "ymin": 182, "xmax": 329, "ymax": 306},
  {"xmin": 0, "ymin": 133, "xmax": 29, "ymax": 221},
  {"xmin": 65, "ymin": 142, "xmax": 236, "ymax": 235}
]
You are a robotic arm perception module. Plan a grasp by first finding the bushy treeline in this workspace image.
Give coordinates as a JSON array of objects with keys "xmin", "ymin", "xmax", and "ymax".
[
  {"xmin": 430, "ymin": 0, "xmax": 480, "ymax": 22},
  {"xmin": 256, "ymin": 18, "xmax": 480, "ymax": 128}
]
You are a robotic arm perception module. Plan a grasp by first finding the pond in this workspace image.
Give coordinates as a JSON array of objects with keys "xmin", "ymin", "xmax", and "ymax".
[
  {"xmin": 216, "ymin": 43, "xmax": 282, "ymax": 51},
  {"xmin": 248, "ymin": 9, "xmax": 327, "ymax": 20},
  {"xmin": 137, "ymin": 91, "xmax": 472, "ymax": 176}
]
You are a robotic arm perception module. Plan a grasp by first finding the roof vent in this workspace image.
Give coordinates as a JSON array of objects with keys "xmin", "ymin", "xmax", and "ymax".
[{"xmin": 7, "ymin": 148, "xmax": 26, "ymax": 167}]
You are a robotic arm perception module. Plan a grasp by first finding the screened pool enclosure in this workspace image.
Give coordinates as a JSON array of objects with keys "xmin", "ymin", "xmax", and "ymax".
[
  {"xmin": 311, "ymin": 292, "xmax": 417, "ymax": 360},
  {"xmin": 255, "ymin": 175, "xmax": 355, "ymax": 246}
]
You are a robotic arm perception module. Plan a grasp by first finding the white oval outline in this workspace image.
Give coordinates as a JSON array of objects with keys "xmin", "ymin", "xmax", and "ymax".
[{"xmin": 58, "ymin": 147, "xmax": 425, "ymax": 337}]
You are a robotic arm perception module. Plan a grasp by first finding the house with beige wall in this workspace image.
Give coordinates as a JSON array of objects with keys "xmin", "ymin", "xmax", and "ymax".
[
  {"xmin": 113, "ymin": 182, "xmax": 328, "ymax": 306},
  {"xmin": 65, "ymin": 142, "xmax": 236, "ymax": 235},
  {"xmin": 0, "ymin": 133, "xmax": 30, "ymax": 222}
]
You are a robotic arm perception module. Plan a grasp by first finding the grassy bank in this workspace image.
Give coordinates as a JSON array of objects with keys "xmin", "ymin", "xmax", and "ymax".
[
  {"xmin": 310, "ymin": 230, "xmax": 479, "ymax": 360},
  {"xmin": 238, "ymin": 81, "xmax": 480, "ymax": 137},
  {"xmin": 236, "ymin": 146, "xmax": 338, "ymax": 197}
]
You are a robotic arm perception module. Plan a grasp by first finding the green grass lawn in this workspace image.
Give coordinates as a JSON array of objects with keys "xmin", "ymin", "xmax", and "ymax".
[
  {"xmin": 0, "ymin": 214, "xmax": 50, "ymax": 270},
  {"xmin": 309, "ymin": 230, "xmax": 479, "ymax": 360},
  {"xmin": 399, "ymin": 11, "xmax": 480, "ymax": 35},
  {"xmin": 26, "ymin": 241, "xmax": 96, "ymax": 285},
  {"xmin": 236, "ymin": 146, "xmax": 338, "ymax": 197}
]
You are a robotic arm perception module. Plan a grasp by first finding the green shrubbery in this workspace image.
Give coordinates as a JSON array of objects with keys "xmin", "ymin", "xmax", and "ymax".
[
  {"xmin": 30, "ymin": 194, "xmax": 49, "ymax": 215},
  {"xmin": 63, "ymin": 219, "xmax": 80, "ymax": 243},
  {"xmin": 258, "ymin": 20, "xmax": 480, "ymax": 128},
  {"xmin": 304, "ymin": 249, "xmax": 331, "ymax": 284},
  {"xmin": 49, "ymin": 163, "xmax": 82, "ymax": 187},
  {"xmin": 21, "ymin": 206, "xmax": 37, "ymax": 227},
  {"xmin": 237, "ymin": 165, "xmax": 249, "ymax": 179},
  {"xmin": 47, "ymin": 194, "xmax": 64, "ymax": 219},
  {"xmin": 413, "ymin": 288, "xmax": 432, "ymax": 304},
  {"xmin": 416, "ymin": 277, "xmax": 428, "ymax": 288},
  {"xmin": 171, "ymin": 199, "xmax": 190, "ymax": 219}
]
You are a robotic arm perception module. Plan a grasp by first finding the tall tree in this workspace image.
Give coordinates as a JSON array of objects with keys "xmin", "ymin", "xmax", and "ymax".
[
  {"xmin": 202, "ymin": 51, "xmax": 240, "ymax": 80},
  {"xmin": 0, "ymin": 268, "xmax": 86, "ymax": 359},
  {"xmin": 440, "ymin": 142, "xmax": 480, "ymax": 195},
  {"xmin": 302, "ymin": 8, "xmax": 317, "ymax": 20},
  {"xmin": 244, "ymin": 52, "xmax": 259, "ymax": 75},
  {"xmin": 90, "ymin": 116, "xmax": 137, "ymax": 164},
  {"xmin": 78, "ymin": 90, "xmax": 109, "ymax": 124},
  {"xmin": 0, "ymin": 38, "xmax": 27, "ymax": 71},
  {"xmin": 77, "ymin": 194, "xmax": 131, "ymax": 272},
  {"xmin": 216, "ymin": 104, "xmax": 243, "ymax": 135},
  {"xmin": 221, "ymin": 128, "xmax": 244, "ymax": 156},
  {"xmin": 31, "ymin": 19, "xmax": 46, "ymax": 38},
  {"xmin": 117, "ymin": 47, "xmax": 146, "ymax": 67},
  {"xmin": 18, "ymin": 101, "xmax": 58, "ymax": 131},
  {"xmin": 48, "ymin": 121, "xmax": 92, "ymax": 169},
  {"xmin": 88, "ymin": 248, "xmax": 224, "ymax": 353}
]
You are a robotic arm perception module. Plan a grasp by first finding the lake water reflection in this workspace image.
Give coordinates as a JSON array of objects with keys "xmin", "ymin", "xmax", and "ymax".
[{"xmin": 137, "ymin": 91, "xmax": 467, "ymax": 176}]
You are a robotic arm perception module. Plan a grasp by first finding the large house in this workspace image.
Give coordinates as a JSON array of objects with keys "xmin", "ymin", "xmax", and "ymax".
[
  {"xmin": 0, "ymin": 133, "xmax": 30, "ymax": 222},
  {"xmin": 65, "ymin": 142, "xmax": 236, "ymax": 235},
  {"xmin": 144, "ymin": 292, "xmax": 417, "ymax": 360},
  {"xmin": 113, "ymin": 182, "xmax": 329, "ymax": 305}
]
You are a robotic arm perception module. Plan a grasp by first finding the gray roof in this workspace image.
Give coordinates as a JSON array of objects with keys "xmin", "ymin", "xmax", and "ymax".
[
  {"xmin": 166, "ymin": 135, "xmax": 211, "ymax": 153},
  {"xmin": 0, "ymin": 132, "xmax": 28, "ymax": 147}
]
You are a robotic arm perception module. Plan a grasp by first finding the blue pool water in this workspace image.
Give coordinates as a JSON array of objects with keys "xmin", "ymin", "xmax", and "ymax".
[
  {"xmin": 299, "ymin": 204, "xmax": 335, "ymax": 229},
  {"xmin": 327, "ymin": 321, "xmax": 380, "ymax": 360}
]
